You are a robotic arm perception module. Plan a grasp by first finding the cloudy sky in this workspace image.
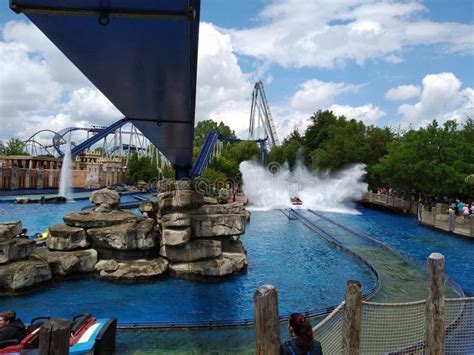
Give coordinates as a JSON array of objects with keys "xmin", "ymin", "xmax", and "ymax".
[{"xmin": 0, "ymin": 0, "xmax": 473, "ymax": 144}]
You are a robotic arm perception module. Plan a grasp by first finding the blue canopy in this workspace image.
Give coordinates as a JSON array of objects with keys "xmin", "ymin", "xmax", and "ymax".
[{"xmin": 10, "ymin": 0, "xmax": 201, "ymax": 178}]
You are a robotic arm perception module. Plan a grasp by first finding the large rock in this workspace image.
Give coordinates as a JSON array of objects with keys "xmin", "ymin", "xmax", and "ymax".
[
  {"xmin": 191, "ymin": 214, "xmax": 246, "ymax": 237},
  {"xmin": 90, "ymin": 188, "xmax": 120, "ymax": 208},
  {"xmin": 99, "ymin": 258, "xmax": 169, "ymax": 282},
  {"xmin": 158, "ymin": 189, "xmax": 205, "ymax": 213},
  {"xmin": 193, "ymin": 202, "xmax": 245, "ymax": 215},
  {"xmin": 34, "ymin": 249, "xmax": 97, "ymax": 276},
  {"xmin": 0, "ymin": 238, "xmax": 36, "ymax": 264},
  {"xmin": 0, "ymin": 221, "xmax": 22, "ymax": 241},
  {"xmin": 161, "ymin": 240, "xmax": 222, "ymax": 262},
  {"xmin": 63, "ymin": 210, "xmax": 137, "ymax": 228},
  {"xmin": 87, "ymin": 218, "xmax": 158, "ymax": 251},
  {"xmin": 0, "ymin": 258, "xmax": 52, "ymax": 291},
  {"xmin": 161, "ymin": 213, "xmax": 191, "ymax": 228},
  {"xmin": 162, "ymin": 227, "xmax": 191, "ymax": 246},
  {"xmin": 169, "ymin": 252, "xmax": 247, "ymax": 279},
  {"xmin": 47, "ymin": 224, "xmax": 89, "ymax": 251}
]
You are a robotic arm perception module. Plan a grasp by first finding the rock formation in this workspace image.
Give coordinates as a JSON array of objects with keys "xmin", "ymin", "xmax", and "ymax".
[
  {"xmin": 0, "ymin": 221, "xmax": 51, "ymax": 291},
  {"xmin": 0, "ymin": 182, "xmax": 250, "ymax": 291}
]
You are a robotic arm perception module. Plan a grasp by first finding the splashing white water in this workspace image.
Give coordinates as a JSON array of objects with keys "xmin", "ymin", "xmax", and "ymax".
[
  {"xmin": 240, "ymin": 161, "xmax": 368, "ymax": 214},
  {"xmin": 59, "ymin": 141, "xmax": 72, "ymax": 200}
]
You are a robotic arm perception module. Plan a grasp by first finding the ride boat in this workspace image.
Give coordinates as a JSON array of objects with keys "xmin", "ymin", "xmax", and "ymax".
[
  {"xmin": 0, "ymin": 314, "xmax": 116, "ymax": 354},
  {"xmin": 291, "ymin": 197, "xmax": 303, "ymax": 205}
]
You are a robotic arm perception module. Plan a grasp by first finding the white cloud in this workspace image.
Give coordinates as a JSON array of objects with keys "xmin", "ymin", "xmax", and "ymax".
[
  {"xmin": 384, "ymin": 84, "xmax": 421, "ymax": 101},
  {"xmin": 195, "ymin": 22, "xmax": 253, "ymax": 135},
  {"xmin": 398, "ymin": 72, "xmax": 473, "ymax": 127},
  {"xmin": 65, "ymin": 88, "xmax": 122, "ymax": 124},
  {"xmin": 329, "ymin": 104, "xmax": 386, "ymax": 126},
  {"xmin": 291, "ymin": 79, "xmax": 362, "ymax": 111},
  {"xmin": 228, "ymin": 0, "xmax": 474, "ymax": 69}
]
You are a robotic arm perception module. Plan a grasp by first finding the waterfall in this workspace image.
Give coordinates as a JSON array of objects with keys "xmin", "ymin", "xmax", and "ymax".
[{"xmin": 58, "ymin": 141, "xmax": 72, "ymax": 200}]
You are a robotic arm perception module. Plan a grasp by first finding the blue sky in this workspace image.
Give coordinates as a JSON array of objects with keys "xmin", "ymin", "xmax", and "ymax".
[{"xmin": 0, "ymin": 0, "xmax": 473, "ymax": 142}]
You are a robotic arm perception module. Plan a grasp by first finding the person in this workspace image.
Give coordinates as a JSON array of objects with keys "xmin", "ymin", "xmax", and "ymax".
[
  {"xmin": 280, "ymin": 313, "xmax": 323, "ymax": 355},
  {"xmin": 0, "ymin": 311, "xmax": 26, "ymax": 342},
  {"xmin": 462, "ymin": 204, "xmax": 470, "ymax": 222}
]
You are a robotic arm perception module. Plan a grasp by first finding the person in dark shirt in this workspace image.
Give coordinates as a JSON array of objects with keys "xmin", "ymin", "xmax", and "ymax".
[
  {"xmin": 280, "ymin": 313, "xmax": 323, "ymax": 355},
  {"xmin": 0, "ymin": 311, "xmax": 26, "ymax": 343}
]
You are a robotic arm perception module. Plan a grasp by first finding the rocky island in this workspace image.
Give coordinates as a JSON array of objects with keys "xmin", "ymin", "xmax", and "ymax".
[{"xmin": 0, "ymin": 180, "xmax": 249, "ymax": 292}]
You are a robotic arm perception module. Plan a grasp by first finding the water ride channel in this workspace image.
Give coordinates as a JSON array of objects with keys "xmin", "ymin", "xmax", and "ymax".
[{"xmin": 1, "ymin": 189, "xmax": 473, "ymax": 353}]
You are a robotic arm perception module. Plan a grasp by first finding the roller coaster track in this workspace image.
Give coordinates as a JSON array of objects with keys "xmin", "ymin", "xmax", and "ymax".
[
  {"xmin": 192, "ymin": 131, "xmax": 268, "ymax": 176},
  {"xmin": 68, "ymin": 119, "xmax": 128, "ymax": 157}
]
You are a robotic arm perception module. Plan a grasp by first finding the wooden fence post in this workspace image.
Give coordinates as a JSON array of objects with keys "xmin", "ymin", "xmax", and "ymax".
[
  {"xmin": 431, "ymin": 207, "xmax": 436, "ymax": 226},
  {"xmin": 447, "ymin": 210, "xmax": 455, "ymax": 232},
  {"xmin": 343, "ymin": 280, "xmax": 362, "ymax": 355},
  {"xmin": 254, "ymin": 285, "xmax": 280, "ymax": 355},
  {"xmin": 418, "ymin": 203, "xmax": 423, "ymax": 222},
  {"xmin": 425, "ymin": 253, "xmax": 445, "ymax": 354},
  {"xmin": 39, "ymin": 318, "xmax": 71, "ymax": 355}
]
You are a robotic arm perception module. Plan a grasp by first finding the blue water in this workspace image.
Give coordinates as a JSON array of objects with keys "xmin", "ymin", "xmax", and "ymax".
[
  {"xmin": 0, "ymin": 209, "xmax": 375, "ymax": 324},
  {"xmin": 326, "ymin": 208, "xmax": 474, "ymax": 296}
]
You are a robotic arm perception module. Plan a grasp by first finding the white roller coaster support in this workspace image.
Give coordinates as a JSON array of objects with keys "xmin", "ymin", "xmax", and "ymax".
[{"xmin": 249, "ymin": 81, "xmax": 279, "ymax": 147}]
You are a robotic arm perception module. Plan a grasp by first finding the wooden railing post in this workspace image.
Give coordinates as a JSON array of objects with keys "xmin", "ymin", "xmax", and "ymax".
[
  {"xmin": 418, "ymin": 203, "xmax": 423, "ymax": 222},
  {"xmin": 39, "ymin": 318, "xmax": 71, "ymax": 355},
  {"xmin": 447, "ymin": 210, "xmax": 455, "ymax": 232},
  {"xmin": 254, "ymin": 285, "xmax": 280, "ymax": 355},
  {"xmin": 425, "ymin": 253, "xmax": 445, "ymax": 354},
  {"xmin": 431, "ymin": 207, "xmax": 436, "ymax": 226},
  {"xmin": 343, "ymin": 280, "xmax": 362, "ymax": 354}
]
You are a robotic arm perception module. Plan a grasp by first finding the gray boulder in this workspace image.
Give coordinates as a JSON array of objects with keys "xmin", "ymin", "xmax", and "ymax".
[
  {"xmin": 47, "ymin": 224, "xmax": 89, "ymax": 251},
  {"xmin": 95, "ymin": 259, "xmax": 119, "ymax": 272},
  {"xmin": 162, "ymin": 227, "xmax": 191, "ymax": 246},
  {"xmin": 191, "ymin": 214, "xmax": 246, "ymax": 237},
  {"xmin": 87, "ymin": 218, "xmax": 158, "ymax": 251},
  {"xmin": 0, "ymin": 258, "xmax": 52, "ymax": 291},
  {"xmin": 63, "ymin": 210, "xmax": 137, "ymax": 228},
  {"xmin": 35, "ymin": 249, "xmax": 97, "ymax": 276},
  {"xmin": 161, "ymin": 213, "xmax": 191, "ymax": 228},
  {"xmin": 0, "ymin": 238, "xmax": 36, "ymax": 264},
  {"xmin": 90, "ymin": 188, "xmax": 120, "ymax": 208},
  {"xmin": 169, "ymin": 252, "xmax": 247, "ymax": 278},
  {"xmin": 0, "ymin": 221, "xmax": 22, "ymax": 241},
  {"xmin": 161, "ymin": 240, "xmax": 222, "ymax": 262},
  {"xmin": 158, "ymin": 189, "xmax": 205, "ymax": 213},
  {"xmin": 203, "ymin": 196, "xmax": 218, "ymax": 205},
  {"xmin": 99, "ymin": 258, "xmax": 169, "ymax": 282},
  {"xmin": 194, "ymin": 202, "xmax": 245, "ymax": 215}
]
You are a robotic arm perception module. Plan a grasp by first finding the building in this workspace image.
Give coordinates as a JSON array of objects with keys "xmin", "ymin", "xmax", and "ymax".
[{"xmin": 0, "ymin": 152, "xmax": 127, "ymax": 190}]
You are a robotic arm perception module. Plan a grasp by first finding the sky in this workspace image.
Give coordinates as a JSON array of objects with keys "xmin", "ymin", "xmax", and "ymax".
[{"xmin": 0, "ymin": 0, "xmax": 473, "ymax": 145}]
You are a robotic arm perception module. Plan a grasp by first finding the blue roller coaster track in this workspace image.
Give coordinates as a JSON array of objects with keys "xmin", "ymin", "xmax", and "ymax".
[
  {"xmin": 53, "ymin": 118, "xmax": 128, "ymax": 157},
  {"xmin": 191, "ymin": 131, "xmax": 268, "ymax": 177}
]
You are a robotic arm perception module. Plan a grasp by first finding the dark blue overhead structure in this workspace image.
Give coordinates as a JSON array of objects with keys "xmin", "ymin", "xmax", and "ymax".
[{"xmin": 10, "ymin": 0, "xmax": 201, "ymax": 179}]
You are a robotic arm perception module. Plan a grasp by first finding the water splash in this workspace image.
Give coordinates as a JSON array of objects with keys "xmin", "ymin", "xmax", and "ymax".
[
  {"xmin": 240, "ymin": 161, "xmax": 368, "ymax": 214},
  {"xmin": 58, "ymin": 140, "xmax": 73, "ymax": 201}
]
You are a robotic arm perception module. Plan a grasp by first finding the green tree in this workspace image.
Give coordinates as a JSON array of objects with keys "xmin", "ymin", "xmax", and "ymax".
[
  {"xmin": 194, "ymin": 120, "xmax": 236, "ymax": 147},
  {"xmin": 6, "ymin": 138, "xmax": 27, "ymax": 156},
  {"xmin": 94, "ymin": 147, "xmax": 106, "ymax": 156},
  {"xmin": 373, "ymin": 120, "xmax": 473, "ymax": 199},
  {"xmin": 281, "ymin": 129, "xmax": 304, "ymax": 170},
  {"xmin": 0, "ymin": 141, "xmax": 5, "ymax": 155}
]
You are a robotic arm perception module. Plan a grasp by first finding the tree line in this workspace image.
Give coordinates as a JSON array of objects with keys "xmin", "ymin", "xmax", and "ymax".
[{"xmin": 266, "ymin": 110, "xmax": 473, "ymax": 200}]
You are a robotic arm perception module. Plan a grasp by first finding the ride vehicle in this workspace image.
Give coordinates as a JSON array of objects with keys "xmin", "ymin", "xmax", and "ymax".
[{"xmin": 0, "ymin": 314, "xmax": 116, "ymax": 355}]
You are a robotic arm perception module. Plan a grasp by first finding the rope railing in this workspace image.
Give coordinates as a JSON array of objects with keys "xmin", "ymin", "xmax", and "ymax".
[{"xmin": 254, "ymin": 253, "xmax": 471, "ymax": 355}]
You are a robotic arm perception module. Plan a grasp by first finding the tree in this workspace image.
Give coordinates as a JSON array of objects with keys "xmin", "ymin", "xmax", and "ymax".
[
  {"xmin": 0, "ymin": 141, "xmax": 5, "ymax": 155},
  {"xmin": 94, "ymin": 147, "xmax": 106, "ymax": 156},
  {"xmin": 373, "ymin": 120, "xmax": 473, "ymax": 199},
  {"xmin": 280, "ymin": 129, "xmax": 304, "ymax": 170},
  {"xmin": 194, "ymin": 120, "xmax": 236, "ymax": 147},
  {"xmin": 6, "ymin": 138, "xmax": 27, "ymax": 156}
]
